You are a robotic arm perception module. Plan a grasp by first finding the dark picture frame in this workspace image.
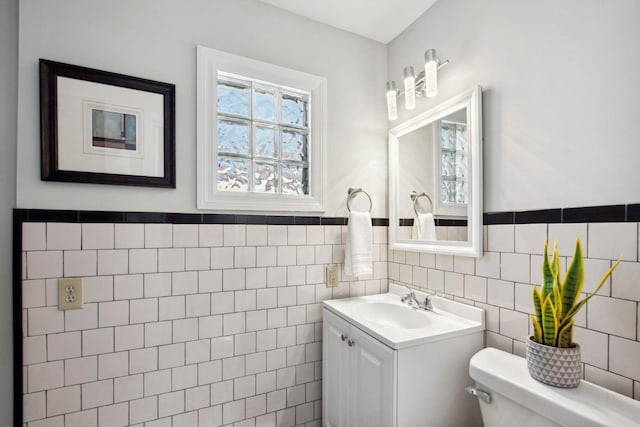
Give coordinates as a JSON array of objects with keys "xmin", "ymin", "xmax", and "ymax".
[{"xmin": 40, "ymin": 59, "xmax": 176, "ymax": 187}]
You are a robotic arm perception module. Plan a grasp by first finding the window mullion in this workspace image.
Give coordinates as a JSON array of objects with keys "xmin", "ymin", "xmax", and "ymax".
[
  {"xmin": 248, "ymin": 81, "xmax": 255, "ymax": 193},
  {"xmin": 275, "ymin": 87, "xmax": 282, "ymax": 194}
]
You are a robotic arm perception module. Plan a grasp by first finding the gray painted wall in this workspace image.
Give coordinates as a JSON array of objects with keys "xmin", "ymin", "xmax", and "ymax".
[
  {"xmin": 17, "ymin": 0, "xmax": 389, "ymax": 217},
  {"xmin": 388, "ymin": 0, "xmax": 640, "ymax": 211},
  {"xmin": 0, "ymin": 0, "xmax": 18, "ymax": 422}
]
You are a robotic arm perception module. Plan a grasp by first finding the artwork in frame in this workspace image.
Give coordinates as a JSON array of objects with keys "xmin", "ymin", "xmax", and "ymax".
[{"xmin": 40, "ymin": 59, "xmax": 176, "ymax": 187}]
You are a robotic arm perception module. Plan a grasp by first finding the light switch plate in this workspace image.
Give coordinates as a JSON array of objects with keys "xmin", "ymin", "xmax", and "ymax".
[
  {"xmin": 326, "ymin": 265, "xmax": 338, "ymax": 288},
  {"xmin": 58, "ymin": 278, "xmax": 84, "ymax": 310}
]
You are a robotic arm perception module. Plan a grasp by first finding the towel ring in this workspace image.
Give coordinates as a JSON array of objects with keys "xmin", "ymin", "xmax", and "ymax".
[
  {"xmin": 347, "ymin": 187, "xmax": 372, "ymax": 213},
  {"xmin": 411, "ymin": 191, "xmax": 433, "ymax": 215}
]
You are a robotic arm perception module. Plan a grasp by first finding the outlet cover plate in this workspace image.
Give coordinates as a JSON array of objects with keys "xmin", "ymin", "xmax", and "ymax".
[
  {"xmin": 58, "ymin": 278, "xmax": 84, "ymax": 310},
  {"xmin": 326, "ymin": 265, "xmax": 338, "ymax": 288}
]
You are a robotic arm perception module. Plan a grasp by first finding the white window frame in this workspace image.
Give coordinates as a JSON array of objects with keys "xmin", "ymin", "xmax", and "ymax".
[{"xmin": 197, "ymin": 45, "xmax": 327, "ymax": 212}]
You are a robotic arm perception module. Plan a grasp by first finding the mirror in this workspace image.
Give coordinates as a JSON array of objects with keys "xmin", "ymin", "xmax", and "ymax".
[{"xmin": 389, "ymin": 86, "xmax": 483, "ymax": 256}]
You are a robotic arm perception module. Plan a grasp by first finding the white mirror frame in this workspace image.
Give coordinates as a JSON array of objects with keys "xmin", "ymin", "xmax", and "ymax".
[{"xmin": 388, "ymin": 85, "xmax": 483, "ymax": 257}]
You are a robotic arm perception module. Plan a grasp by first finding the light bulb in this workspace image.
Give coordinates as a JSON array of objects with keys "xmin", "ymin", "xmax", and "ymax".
[
  {"xmin": 403, "ymin": 66, "xmax": 416, "ymax": 110},
  {"xmin": 386, "ymin": 81, "xmax": 398, "ymax": 121},
  {"xmin": 424, "ymin": 49, "xmax": 438, "ymax": 98}
]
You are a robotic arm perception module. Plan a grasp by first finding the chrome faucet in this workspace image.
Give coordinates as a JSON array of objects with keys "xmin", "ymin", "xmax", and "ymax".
[{"xmin": 401, "ymin": 291, "xmax": 433, "ymax": 311}]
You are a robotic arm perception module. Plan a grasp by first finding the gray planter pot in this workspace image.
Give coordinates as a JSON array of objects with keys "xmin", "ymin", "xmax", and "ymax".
[{"xmin": 526, "ymin": 336, "xmax": 581, "ymax": 388}]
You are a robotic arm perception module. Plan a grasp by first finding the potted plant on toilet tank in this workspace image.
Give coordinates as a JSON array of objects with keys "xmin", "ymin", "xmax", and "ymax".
[{"xmin": 527, "ymin": 239, "xmax": 619, "ymax": 388}]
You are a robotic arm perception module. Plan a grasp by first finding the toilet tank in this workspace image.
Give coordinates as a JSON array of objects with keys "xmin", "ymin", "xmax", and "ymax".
[{"xmin": 469, "ymin": 348, "xmax": 640, "ymax": 427}]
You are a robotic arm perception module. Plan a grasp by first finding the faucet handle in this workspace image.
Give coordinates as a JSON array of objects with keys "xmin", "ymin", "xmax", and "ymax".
[
  {"xmin": 400, "ymin": 292, "xmax": 414, "ymax": 303},
  {"xmin": 424, "ymin": 294, "xmax": 433, "ymax": 310}
]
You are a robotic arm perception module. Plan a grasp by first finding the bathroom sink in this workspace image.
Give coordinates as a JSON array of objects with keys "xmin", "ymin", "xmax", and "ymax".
[
  {"xmin": 353, "ymin": 302, "xmax": 431, "ymax": 329},
  {"xmin": 323, "ymin": 283, "xmax": 485, "ymax": 349}
]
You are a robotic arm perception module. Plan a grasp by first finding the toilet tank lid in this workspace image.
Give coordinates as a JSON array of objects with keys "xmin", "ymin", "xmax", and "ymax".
[{"xmin": 469, "ymin": 348, "xmax": 640, "ymax": 427}]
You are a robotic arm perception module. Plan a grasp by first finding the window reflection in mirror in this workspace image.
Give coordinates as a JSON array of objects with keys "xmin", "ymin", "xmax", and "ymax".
[{"xmin": 438, "ymin": 110, "xmax": 468, "ymax": 207}]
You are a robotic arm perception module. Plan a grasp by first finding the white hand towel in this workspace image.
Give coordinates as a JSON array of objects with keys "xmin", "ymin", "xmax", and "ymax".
[
  {"xmin": 411, "ymin": 213, "xmax": 437, "ymax": 241},
  {"xmin": 344, "ymin": 211, "xmax": 373, "ymax": 278}
]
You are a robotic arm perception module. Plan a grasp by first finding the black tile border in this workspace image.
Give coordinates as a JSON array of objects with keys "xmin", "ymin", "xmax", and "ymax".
[
  {"xmin": 398, "ymin": 218, "xmax": 468, "ymax": 227},
  {"xmin": 436, "ymin": 218, "xmax": 468, "ymax": 227},
  {"xmin": 14, "ymin": 209, "xmax": 390, "ymax": 226},
  {"xmin": 78, "ymin": 210, "xmax": 126, "ymax": 223},
  {"xmin": 202, "ymin": 214, "xmax": 237, "ymax": 224},
  {"xmin": 12, "ymin": 211, "xmax": 23, "ymax": 427},
  {"xmin": 515, "ymin": 209, "xmax": 562, "ymax": 224},
  {"xmin": 266, "ymin": 216, "xmax": 295, "ymax": 225},
  {"xmin": 294, "ymin": 216, "xmax": 322, "ymax": 225},
  {"xmin": 165, "ymin": 213, "xmax": 204, "ymax": 224},
  {"xmin": 236, "ymin": 215, "xmax": 268, "ymax": 225},
  {"xmin": 16, "ymin": 204, "xmax": 640, "ymax": 227},
  {"xmin": 320, "ymin": 217, "xmax": 347, "ymax": 226},
  {"xmin": 627, "ymin": 204, "xmax": 640, "ymax": 222},
  {"xmin": 563, "ymin": 205, "xmax": 626, "ymax": 223},
  {"xmin": 125, "ymin": 212, "xmax": 167, "ymax": 223},
  {"xmin": 371, "ymin": 218, "xmax": 389, "ymax": 227},
  {"xmin": 483, "ymin": 211, "xmax": 515, "ymax": 225},
  {"xmin": 399, "ymin": 218, "xmax": 413, "ymax": 227},
  {"xmin": 484, "ymin": 204, "xmax": 639, "ymax": 225},
  {"xmin": 22, "ymin": 208, "xmax": 78, "ymax": 222}
]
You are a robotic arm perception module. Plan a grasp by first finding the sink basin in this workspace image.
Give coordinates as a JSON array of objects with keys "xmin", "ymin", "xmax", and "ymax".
[
  {"xmin": 323, "ymin": 283, "xmax": 485, "ymax": 349},
  {"xmin": 353, "ymin": 302, "xmax": 431, "ymax": 329}
]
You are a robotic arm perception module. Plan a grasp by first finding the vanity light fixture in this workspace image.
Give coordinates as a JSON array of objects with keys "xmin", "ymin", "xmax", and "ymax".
[
  {"xmin": 386, "ymin": 81, "xmax": 398, "ymax": 121},
  {"xmin": 386, "ymin": 49, "xmax": 449, "ymax": 120},
  {"xmin": 403, "ymin": 66, "xmax": 416, "ymax": 110},
  {"xmin": 424, "ymin": 49, "xmax": 439, "ymax": 98}
]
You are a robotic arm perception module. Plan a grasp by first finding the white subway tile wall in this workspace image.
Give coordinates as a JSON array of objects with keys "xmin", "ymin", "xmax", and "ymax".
[
  {"xmin": 21, "ymin": 222, "xmax": 388, "ymax": 426},
  {"xmin": 390, "ymin": 223, "xmax": 640, "ymax": 400},
  {"xmin": 21, "ymin": 219, "xmax": 640, "ymax": 425}
]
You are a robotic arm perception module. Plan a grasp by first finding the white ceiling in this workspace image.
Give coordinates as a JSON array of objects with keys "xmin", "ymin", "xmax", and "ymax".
[{"xmin": 257, "ymin": 0, "xmax": 439, "ymax": 44}]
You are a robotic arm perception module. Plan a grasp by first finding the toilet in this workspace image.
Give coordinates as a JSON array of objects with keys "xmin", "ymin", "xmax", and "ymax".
[{"xmin": 468, "ymin": 347, "xmax": 640, "ymax": 427}]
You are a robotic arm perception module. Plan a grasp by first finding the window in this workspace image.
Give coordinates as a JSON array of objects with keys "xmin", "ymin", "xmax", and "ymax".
[
  {"xmin": 217, "ymin": 74, "xmax": 310, "ymax": 195},
  {"xmin": 197, "ymin": 46, "xmax": 326, "ymax": 212}
]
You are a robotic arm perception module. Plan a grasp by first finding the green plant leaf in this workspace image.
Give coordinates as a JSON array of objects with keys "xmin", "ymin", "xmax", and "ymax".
[
  {"xmin": 561, "ymin": 258, "xmax": 622, "ymax": 325},
  {"xmin": 541, "ymin": 241, "xmax": 554, "ymax": 300},
  {"xmin": 532, "ymin": 285, "xmax": 542, "ymax": 324},
  {"xmin": 560, "ymin": 239, "xmax": 584, "ymax": 318},
  {"xmin": 557, "ymin": 319, "xmax": 574, "ymax": 348},
  {"xmin": 541, "ymin": 294, "xmax": 558, "ymax": 346},
  {"xmin": 552, "ymin": 241, "xmax": 561, "ymax": 282},
  {"xmin": 554, "ymin": 285, "xmax": 562, "ymax": 321},
  {"xmin": 530, "ymin": 314, "xmax": 542, "ymax": 343}
]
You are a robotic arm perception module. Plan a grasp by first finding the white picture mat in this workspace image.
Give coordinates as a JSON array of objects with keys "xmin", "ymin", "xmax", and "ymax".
[{"xmin": 57, "ymin": 76, "xmax": 164, "ymax": 177}]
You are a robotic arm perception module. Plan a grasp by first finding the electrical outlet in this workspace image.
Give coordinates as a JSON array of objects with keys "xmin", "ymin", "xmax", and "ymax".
[
  {"xmin": 58, "ymin": 278, "xmax": 84, "ymax": 310},
  {"xmin": 326, "ymin": 265, "xmax": 338, "ymax": 288}
]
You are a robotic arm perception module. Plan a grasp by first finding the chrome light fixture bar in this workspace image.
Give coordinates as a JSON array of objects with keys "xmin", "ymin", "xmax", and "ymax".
[{"xmin": 386, "ymin": 49, "xmax": 449, "ymax": 120}]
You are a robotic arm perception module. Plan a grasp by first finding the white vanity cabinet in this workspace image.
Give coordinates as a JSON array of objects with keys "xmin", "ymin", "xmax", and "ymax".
[
  {"xmin": 322, "ymin": 285, "xmax": 485, "ymax": 427},
  {"xmin": 323, "ymin": 308, "xmax": 396, "ymax": 427}
]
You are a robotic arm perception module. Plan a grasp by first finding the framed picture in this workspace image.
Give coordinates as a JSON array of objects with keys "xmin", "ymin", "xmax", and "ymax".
[{"xmin": 40, "ymin": 59, "xmax": 176, "ymax": 187}]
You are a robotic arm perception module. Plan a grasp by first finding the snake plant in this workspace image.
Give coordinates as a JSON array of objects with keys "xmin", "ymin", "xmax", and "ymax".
[{"xmin": 530, "ymin": 239, "xmax": 620, "ymax": 348}]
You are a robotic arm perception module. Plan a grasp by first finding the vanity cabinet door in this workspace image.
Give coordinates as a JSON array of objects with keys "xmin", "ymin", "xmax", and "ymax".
[
  {"xmin": 323, "ymin": 309, "xmax": 397, "ymax": 427},
  {"xmin": 323, "ymin": 309, "xmax": 351, "ymax": 427},
  {"xmin": 348, "ymin": 325, "xmax": 396, "ymax": 427}
]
